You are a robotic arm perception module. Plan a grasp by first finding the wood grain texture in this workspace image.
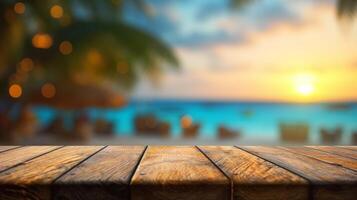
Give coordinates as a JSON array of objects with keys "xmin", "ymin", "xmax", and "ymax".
[
  {"xmin": 198, "ymin": 146, "xmax": 308, "ymax": 200},
  {"xmin": 282, "ymin": 146, "xmax": 357, "ymax": 171},
  {"xmin": 0, "ymin": 146, "xmax": 103, "ymax": 200},
  {"xmin": 131, "ymin": 146, "xmax": 230, "ymax": 200},
  {"xmin": 242, "ymin": 146, "xmax": 357, "ymax": 200},
  {"xmin": 0, "ymin": 145, "xmax": 355, "ymax": 200},
  {"xmin": 309, "ymin": 146, "xmax": 357, "ymax": 160},
  {"xmin": 53, "ymin": 146, "xmax": 146, "ymax": 200},
  {"xmin": 0, "ymin": 146, "xmax": 19, "ymax": 153},
  {"xmin": 339, "ymin": 146, "xmax": 357, "ymax": 151},
  {"xmin": 0, "ymin": 146, "xmax": 62, "ymax": 172}
]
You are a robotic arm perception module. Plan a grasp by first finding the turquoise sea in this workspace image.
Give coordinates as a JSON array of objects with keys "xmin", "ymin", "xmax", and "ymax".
[{"xmin": 34, "ymin": 100, "xmax": 357, "ymax": 144}]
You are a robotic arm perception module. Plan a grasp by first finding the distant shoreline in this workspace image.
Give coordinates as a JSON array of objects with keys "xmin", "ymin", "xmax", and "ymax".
[{"xmin": 129, "ymin": 98, "xmax": 357, "ymax": 105}]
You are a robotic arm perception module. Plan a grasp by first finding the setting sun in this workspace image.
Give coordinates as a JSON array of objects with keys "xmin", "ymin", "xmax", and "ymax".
[
  {"xmin": 294, "ymin": 73, "xmax": 316, "ymax": 96},
  {"xmin": 297, "ymin": 83, "xmax": 314, "ymax": 96}
]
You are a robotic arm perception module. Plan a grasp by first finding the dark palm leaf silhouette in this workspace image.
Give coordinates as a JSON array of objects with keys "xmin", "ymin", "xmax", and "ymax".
[
  {"xmin": 336, "ymin": 0, "xmax": 357, "ymax": 19},
  {"xmin": 0, "ymin": 0, "xmax": 178, "ymax": 98},
  {"xmin": 24, "ymin": 21, "xmax": 178, "ymax": 89}
]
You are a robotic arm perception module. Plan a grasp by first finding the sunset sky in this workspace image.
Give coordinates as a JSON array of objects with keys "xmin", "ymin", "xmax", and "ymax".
[{"xmin": 125, "ymin": 0, "xmax": 357, "ymax": 102}]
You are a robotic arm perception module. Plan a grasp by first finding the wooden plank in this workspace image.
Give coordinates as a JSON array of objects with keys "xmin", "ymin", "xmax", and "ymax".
[
  {"xmin": 131, "ymin": 146, "xmax": 230, "ymax": 200},
  {"xmin": 241, "ymin": 146, "xmax": 357, "ymax": 200},
  {"xmin": 0, "ymin": 146, "xmax": 19, "ymax": 153},
  {"xmin": 0, "ymin": 146, "xmax": 62, "ymax": 172},
  {"xmin": 309, "ymin": 146, "xmax": 357, "ymax": 160},
  {"xmin": 338, "ymin": 146, "xmax": 357, "ymax": 152},
  {"xmin": 53, "ymin": 146, "xmax": 146, "ymax": 200},
  {"xmin": 198, "ymin": 146, "xmax": 308, "ymax": 200},
  {"xmin": 0, "ymin": 146, "xmax": 104, "ymax": 200},
  {"xmin": 282, "ymin": 146, "xmax": 357, "ymax": 171}
]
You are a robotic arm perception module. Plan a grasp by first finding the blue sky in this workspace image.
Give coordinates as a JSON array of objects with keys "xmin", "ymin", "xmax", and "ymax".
[{"xmin": 123, "ymin": 0, "xmax": 332, "ymax": 46}]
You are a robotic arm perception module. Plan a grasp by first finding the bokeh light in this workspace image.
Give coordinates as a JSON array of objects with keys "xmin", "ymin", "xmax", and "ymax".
[
  {"xmin": 9, "ymin": 84, "xmax": 22, "ymax": 98},
  {"xmin": 19, "ymin": 58, "xmax": 34, "ymax": 72},
  {"xmin": 14, "ymin": 2, "xmax": 26, "ymax": 14},
  {"xmin": 50, "ymin": 5, "xmax": 64, "ymax": 19},
  {"xmin": 32, "ymin": 33, "xmax": 53, "ymax": 49},
  {"xmin": 59, "ymin": 41, "xmax": 73, "ymax": 55},
  {"xmin": 180, "ymin": 115, "xmax": 192, "ymax": 128},
  {"xmin": 41, "ymin": 83, "xmax": 56, "ymax": 98}
]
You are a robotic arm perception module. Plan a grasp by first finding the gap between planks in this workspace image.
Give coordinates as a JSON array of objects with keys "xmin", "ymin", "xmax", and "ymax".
[
  {"xmin": 196, "ymin": 146, "xmax": 234, "ymax": 200},
  {"xmin": 240, "ymin": 146, "xmax": 357, "ymax": 200},
  {"xmin": 307, "ymin": 146, "xmax": 357, "ymax": 160},
  {"xmin": 281, "ymin": 146, "xmax": 357, "ymax": 173},
  {"xmin": 0, "ymin": 146, "xmax": 22, "ymax": 154},
  {"xmin": 235, "ymin": 146, "xmax": 314, "ymax": 200},
  {"xmin": 128, "ymin": 145, "xmax": 148, "ymax": 184},
  {"xmin": 51, "ymin": 145, "xmax": 108, "ymax": 183},
  {"xmin": 0, "ymin": 146, "xmax": 64, "ymax": 174}
]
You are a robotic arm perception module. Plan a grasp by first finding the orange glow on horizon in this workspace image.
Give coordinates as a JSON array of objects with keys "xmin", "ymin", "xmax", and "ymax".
[{"xmin": 164, "ymin": 4, "xmax": 357, "ymax": 103}]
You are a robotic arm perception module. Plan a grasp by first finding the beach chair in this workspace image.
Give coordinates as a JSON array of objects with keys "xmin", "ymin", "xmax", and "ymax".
[
  {"xmin": 352, "ymin": 131, "xmax": 357, "ymax": 145},
  {"xmin": 279, "ymin": 123, "xmax": 309, "ymax": 143},
  {"xmin": 217, "ymin": 125, "xmax": 240, "ymax": 139},
  {"xmin": 320, "ymin": 127, "xmax": 342, "ymax": 144}
]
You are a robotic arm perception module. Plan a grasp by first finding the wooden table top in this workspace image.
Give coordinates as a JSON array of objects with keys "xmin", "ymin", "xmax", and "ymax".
[{"xmin": 0, "ymin": 146, "xmax": 356, "ymax": 200}]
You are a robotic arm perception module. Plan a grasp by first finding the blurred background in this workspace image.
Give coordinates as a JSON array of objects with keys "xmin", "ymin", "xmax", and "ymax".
[{"xmin": 1, "ymin": 0, "xmax": 357, "ymax": 145}]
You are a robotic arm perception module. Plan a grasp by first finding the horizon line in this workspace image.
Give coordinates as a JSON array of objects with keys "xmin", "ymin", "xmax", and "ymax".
[{"xmin": 130, "ymin": 97, "xmax": 357, "ymax": 104}]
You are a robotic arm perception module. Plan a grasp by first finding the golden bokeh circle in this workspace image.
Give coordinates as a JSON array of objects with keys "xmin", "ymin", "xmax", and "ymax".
[{"xmin": 9, "ymin": 84, "xmax": 22, "ymax": 98}]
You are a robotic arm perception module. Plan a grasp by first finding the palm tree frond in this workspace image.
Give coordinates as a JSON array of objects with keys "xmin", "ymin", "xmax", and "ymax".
[{"xmin": 337, "ymin": 0, "xmax": 357, "ymax": 20}]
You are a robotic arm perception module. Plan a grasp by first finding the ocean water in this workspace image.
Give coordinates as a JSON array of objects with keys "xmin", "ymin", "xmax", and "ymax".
[{"xmin": 34, "ymin": 100, "xmax": 357, "ymax": 144}]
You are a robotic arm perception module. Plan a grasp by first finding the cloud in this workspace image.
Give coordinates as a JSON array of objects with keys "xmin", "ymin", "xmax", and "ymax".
[
  {"xmin": 122, "ymin": 0, "xmax": 181, "ymax": 42},
  {"xmin": 122, "ymin": 0, "xmax": 316, "ymax": 47},
  {"xmin": 244, "ymin": 0, "xmax": 301, "ymax": 30},
  {"xmin": 195, "ymin": 0, "xmax": 230, "ymax": 20},
  {"xmin": 171, "ymin": 30, "xmax": 242, "ymax": 47},
  {"xmin": 173, "ymin": 0, "xmax": 304, "ymax": 46}
]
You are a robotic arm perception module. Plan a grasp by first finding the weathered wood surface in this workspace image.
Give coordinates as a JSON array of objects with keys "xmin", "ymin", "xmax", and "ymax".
[
  {"xmin": 0, "ymin": 146, "xmax": 104, "ymax": 200},
  {"xmin": 309, "ymin": 146, "xmax": 357, "ymax": 160},
  {"xmin": 282, "ymin": 146, "xmax": 357, "ymax": 171},
  {"xmin": 0, "ymin": 145, "xmax": 355, "ymax": 200},
  {"xmin": 0, "ymin": 146, "xmax": 62, "ymax": 172},
  {"xmin": 131, "ymin": 146, "xmax": 230, "ymax": 200},
  {"xmin": 339, "ymin": 146, "xmax": 357, "ymax": 151},
  {"xmin": 0, "ymin": 146, "xmax": 19, "ymax": 153},
  {"xmin": 241, "ymin": 146, "xmax": 357, "ymax": 200},
  {"xmin": 54, "ymin": 146, "xmax": 146, "ymax": 200},
  {"xmin": 198, "ymin": 146, "xmax": 309, "ymax": 200}
]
